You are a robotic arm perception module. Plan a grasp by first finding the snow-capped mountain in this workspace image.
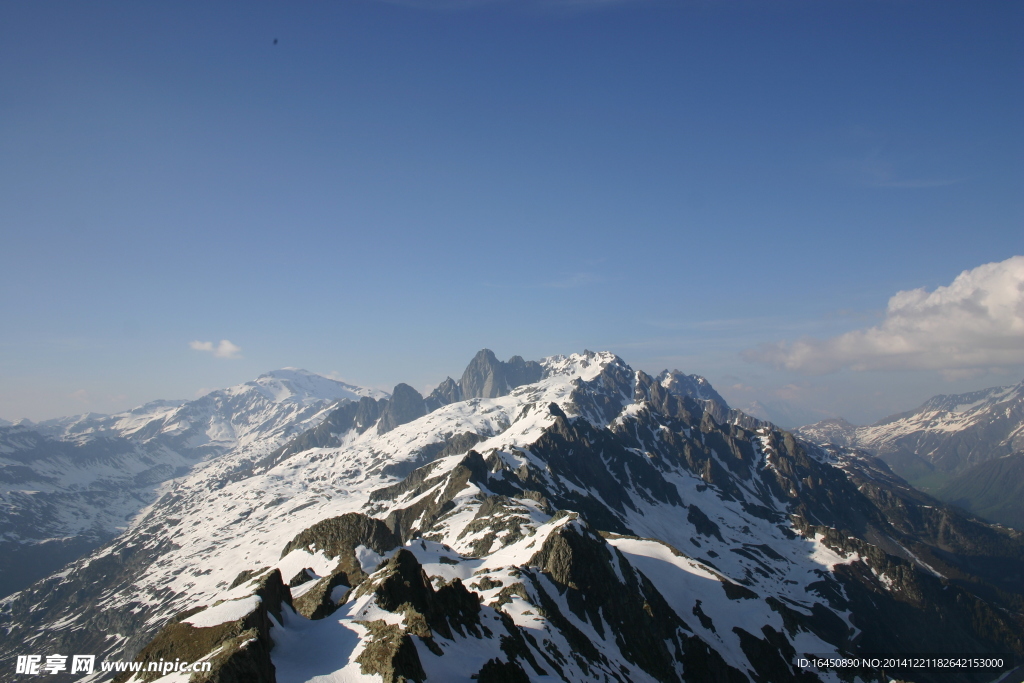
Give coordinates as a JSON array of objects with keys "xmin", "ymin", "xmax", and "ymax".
[
  {"xmin": 0, "ymin": 369, "xmax": 385, "ymax": 598},
  {"xmin": 790, "ymin": 418, "xmax": 860, "ymax": 449},
  {"xmin": 2, "ymin": 352, "xmax": 1022, "ymax": 683},
  {"xmin": 795, "ymin": 379, "xmax": 1024, "ymax": 531},
  {"xmin": 797, "ymin": 380, "xmax": 1024, "ymax": 481},
  {"xmin": 29, "ymin": 369, "xmax": 384, "ymax": 448}
]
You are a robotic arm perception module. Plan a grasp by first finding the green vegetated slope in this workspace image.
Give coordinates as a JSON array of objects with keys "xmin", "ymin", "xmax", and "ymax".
[{"xmin": 939, "ymin": 451, "xmax": 1024, "ymax": 530}]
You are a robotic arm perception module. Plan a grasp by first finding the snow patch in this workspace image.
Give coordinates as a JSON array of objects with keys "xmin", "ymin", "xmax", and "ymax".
[{"xmin": 183, "ymin": 595, "xmax": 261, "ymax": 628}]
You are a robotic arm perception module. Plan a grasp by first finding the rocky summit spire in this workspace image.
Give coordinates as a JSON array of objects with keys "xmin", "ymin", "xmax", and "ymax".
[
  {"xmin": 424, "ymin": 377, "xmax": 461, "ymax": 412},
  {"xmin": 459, "ymin": 349, "xmax": 505, "ymax": 399},
  {"xmin": 459, "ymin": 349, "xmax": 542, "ymax": 399},
  {"xmin": 377, "ymin": 383, "xmax": 426, "ymax": 434}
]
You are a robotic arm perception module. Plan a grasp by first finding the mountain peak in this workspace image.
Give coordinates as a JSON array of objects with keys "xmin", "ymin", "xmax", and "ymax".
[
  {"xmin": 262, "ymin": 366, "xmax": 316, "ymax": 378},
  {"xmin": 5, "ymin": 348, "xmax": 1024, "ymax": 682},
  {"xmin": 540, "ymin": 350, "xmax": 624, "ymax": 382},
  {"xmin": 243, "ymin": 369, "xmax": 387, "ymax": 404},
  {"xmin": 798, "ymin": 379, "xmax": 1024, "ymax": 495},
  {"xmin": 793, "ymin": 416, "xmax": 861, "ymax": 448},
  {"xmin": 459, "ymin": 349, "xmax": 544, "ymax": 399},
  {"xmin": 654, "ymin": 369, "xmax": 729, "ymax": 408}
]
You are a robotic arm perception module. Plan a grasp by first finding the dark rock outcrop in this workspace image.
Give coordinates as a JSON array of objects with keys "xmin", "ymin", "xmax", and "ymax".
[
  {"xmin": 382, "ymin": 451, "xmax": 489, "ymax": 542},
  {"xmin": 360, "ymin": 549, "xmax": 482, "ymax": 640},
  {"xmin": 475, "ymin": 657, "xmax": 531, "ymax": 683},
  {"xmin": 287, "ymin": 567, "xmax": 317, "ymax": 587},
  {"xmin": 460, "ymin": 349, "xmax": 507, "ymax": 399},
  {"xmin": 352, "ymin": 549, "xmax": 488, "ymax": 682},
  {"xmin": 113, "ymin": 570, "xmax": 291, "ymax": 683},
  {"xmin": 503, "ymin": 355, "xmax": 543, "ymax": 392},
  {"xmin": 282, "ymin": 512, "xmax": 399, "ymax": 619},
  {"xmin": 354, "ymin": 619, "xmax": 426, "ymax": 683},
  {"xmin": 281, "ymin": 512, "xmax": 401, "ymax": 587},
  {"xmin": 529, "ymin": 520, "xmax": 747, "ymax": 683},
  {"xmin": 293, "ymin": 571, "xmax": 351, "ymax": 620}
]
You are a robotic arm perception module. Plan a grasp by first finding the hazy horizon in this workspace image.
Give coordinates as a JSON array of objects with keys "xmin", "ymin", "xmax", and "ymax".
[{"xmin": 3, "ymin": 341, "xmax": 1023, "ymax": 430}]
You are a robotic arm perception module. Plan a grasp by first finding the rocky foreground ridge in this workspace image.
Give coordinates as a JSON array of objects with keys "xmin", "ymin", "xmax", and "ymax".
[{"xmin": 1, "ymin": 351, "xmax": 1022, "ymax": 683}]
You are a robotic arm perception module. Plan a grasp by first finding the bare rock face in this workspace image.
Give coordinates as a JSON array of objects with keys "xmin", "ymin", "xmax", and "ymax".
[
  {"xmin": 424, "ymin": 377, "xmax": 462, "ymax": 411},
  {"xmin": 460, "ymin": 349, "xmax": 506, "ymax": 399},
  {"xmin": 377, "ymin": 384, "xmax": 427, "ymax": 434},
  {"xmin": 352, "ymin": 396, "xmax": 386, "ymax": 433},
  {"xmin": 252, "ymin": 568, "xmax": 294, "ymax": 624},
  {"xmin": 502, "ymin": 355, "xmax": 543, "ymax": 392},
  {"xmin": 459, "ymin": 349, "xmax": 541, "ymax": 399}
]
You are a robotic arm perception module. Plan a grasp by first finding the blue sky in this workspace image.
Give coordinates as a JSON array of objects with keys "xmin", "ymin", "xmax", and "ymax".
[{"xmin": 2, "ymin": 0, "xmax": 1022, "ymax": 426}]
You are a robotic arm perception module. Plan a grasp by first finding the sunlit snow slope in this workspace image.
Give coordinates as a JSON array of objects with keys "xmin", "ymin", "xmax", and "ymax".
[
  {"xmin": 2, "ymin": 352, "xmax": 1022, "ymax": 683},
  {"xmin": 0, "ymin": 369, "xmax": 381, "ymax": 597}
]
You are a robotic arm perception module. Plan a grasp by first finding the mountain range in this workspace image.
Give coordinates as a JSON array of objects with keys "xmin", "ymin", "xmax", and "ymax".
[
  {"xmin": 796, "ymin": 379, "xmax": 1024, "ymax": 528},
  {"xmin": 0, "ymin": 369, "xmax": 382, "ymax": 598},
  {"xmin": 1, "ymin": 351, "xmax": 1022, "ymax": 683}
]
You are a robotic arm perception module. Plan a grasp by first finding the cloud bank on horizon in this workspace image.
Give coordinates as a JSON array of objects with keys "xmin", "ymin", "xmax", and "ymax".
[
  {"xmin": 190, "ymin": 340, "xmax": 243, "ymax": 359},
  {"xmin": 745, "ymin": 255, "xmax": 1024, "ymax": 376}
]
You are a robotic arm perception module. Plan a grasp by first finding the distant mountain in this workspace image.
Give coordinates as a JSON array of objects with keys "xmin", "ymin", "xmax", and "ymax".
[
  {"xmin": 0, "ymin": 369, "xmax": 383, "ymax": 598},
  {"xmin": 457, "ymin": 348, "xmax": 543, "ymax": 400},
  {"xmin": 2, "ymin": 351, "xmax": 1020, "ymax": 683},
  {"xmin": 796, "ymin": 379, "xmax": 1024, "ymax": 530},
  {"xmin": 861, "ymin": 381, "xmax": 1024, "ymax": 481},
  {"xmin": 654, "ymin": 368, "xmax": 726, "ymax": 403},
  {"xmin": 793, "ymin": 417, "xmax": 859, "ymax": 449},
  {"xmin": 796, "ymin": 379, "xmax": 1024, "ymax": 486},
  {"xmin": 938, "ymin": 451, "xmax": 1024, "ymax": 529}
]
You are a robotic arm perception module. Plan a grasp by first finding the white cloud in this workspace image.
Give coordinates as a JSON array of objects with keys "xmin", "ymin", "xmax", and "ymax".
[
  {"xmin": 190, "ymin": 339, "xmax": 242, "ymax": 359},
  {"xmin": 745, "ymin": 256, "xmax": 1024, "ymax": 374}
]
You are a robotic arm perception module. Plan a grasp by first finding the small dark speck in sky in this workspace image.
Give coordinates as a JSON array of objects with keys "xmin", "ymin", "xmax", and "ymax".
[{"xmin": 273, "ymin": 38, "xmax": 278, "ymax": 45}]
